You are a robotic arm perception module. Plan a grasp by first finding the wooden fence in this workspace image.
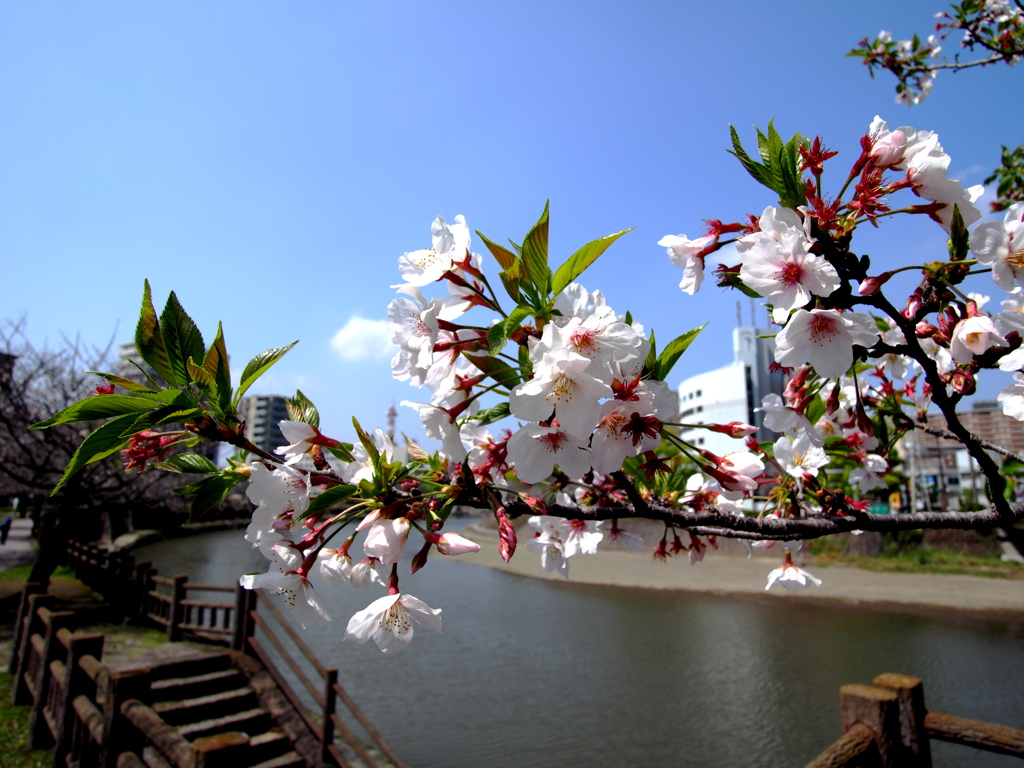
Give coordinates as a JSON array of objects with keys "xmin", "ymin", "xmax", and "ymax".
[
  {"xmin": 60, "ymin": 538, "xmax": 404, "ymax": 767},
  {"xmin": 805, "ymin": 672, "xmax": 1024, "ymax": 767},
  {"xmin": 8, "ymin": 586, "xmax": 282, "ymax": 768},
  {"xmin": 240, "ymin": 586, "xmax": 409, "ymax": 768}
]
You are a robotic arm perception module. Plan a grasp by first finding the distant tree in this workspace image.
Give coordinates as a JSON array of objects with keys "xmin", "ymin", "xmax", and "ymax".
[
  {"xmin": 850, "ymin": 1, "xmax": 1024, "ymax": 210},
  {"xmin": 0, "ymin": 318, "xmax": 189, "ymax": 584}
]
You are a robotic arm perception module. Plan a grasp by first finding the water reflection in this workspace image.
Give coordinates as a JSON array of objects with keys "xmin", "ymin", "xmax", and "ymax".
[{"xmin": 135, "ymin": 530, "xmax": 1024, "ymax": 768}]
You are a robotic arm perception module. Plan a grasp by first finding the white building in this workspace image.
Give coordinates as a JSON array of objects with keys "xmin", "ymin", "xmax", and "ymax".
[{"xmin": 677, "ymin": 324, "xmax": 785, "ymax": 456}]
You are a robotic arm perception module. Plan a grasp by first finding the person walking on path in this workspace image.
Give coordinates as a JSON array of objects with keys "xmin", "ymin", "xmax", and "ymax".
[{"xmin": 0, "ymin": 515, "xmax": 12, "ymax": 545}]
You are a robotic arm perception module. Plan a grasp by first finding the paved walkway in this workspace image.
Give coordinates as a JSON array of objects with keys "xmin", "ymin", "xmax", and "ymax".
[
  {"xmin": 457, "ymin": 523, "xmax": 1024, "ymax": 623},
  {"xmin": 0, "ymin": 517, "xmax": 37, "ymax": 572}
]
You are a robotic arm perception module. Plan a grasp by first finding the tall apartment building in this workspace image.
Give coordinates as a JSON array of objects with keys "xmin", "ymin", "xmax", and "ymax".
[
  {"xmin": 676, "ymin": 319, "xmax": 786, "ymax": 456},
  {"xmin": 897, "ymin": 399, "xmax": 1024, "ymax": 511},
  {"xmin": 238, "ymin": 395, "xmax": 291, "ymax": 454}
]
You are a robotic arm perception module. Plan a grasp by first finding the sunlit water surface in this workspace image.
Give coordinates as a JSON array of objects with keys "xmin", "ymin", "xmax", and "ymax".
[{"xmin": 136, "ymin": 528, "xmax": 1024, "ymax": 768}]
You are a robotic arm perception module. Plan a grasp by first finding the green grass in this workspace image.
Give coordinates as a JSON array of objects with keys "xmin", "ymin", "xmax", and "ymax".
[
  {"xmin": 807, "ymin": 534, "xmax": 1024, "ymax": 578},
  {"xmin": 0, "ymin": 565, "xmax": 74, "ymax": 583},
  {"xmin": 0, "ymin": 671, "xmax": 53, "ymax": 768}
]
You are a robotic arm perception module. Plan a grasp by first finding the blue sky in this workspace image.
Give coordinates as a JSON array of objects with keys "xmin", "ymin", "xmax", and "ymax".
[{"xmin": 2, "ymin": 2, "xmax": 1022, "ymax": 445}]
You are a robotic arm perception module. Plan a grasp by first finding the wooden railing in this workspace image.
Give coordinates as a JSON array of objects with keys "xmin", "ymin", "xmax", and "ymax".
[
  {"xmin": 805, "ymin": 672, "xmax": 1024, "ymax": 767},
  {"xmin": 8, "ymin": 587, "xmax": 253, "ymax": 768},
  {"xmin": 241, "ymin": 588, "xmax": 409, "ymax": 768},
  {"xmin": 61, "ymin": 538, "xmax": 405, "ymax": 767}
]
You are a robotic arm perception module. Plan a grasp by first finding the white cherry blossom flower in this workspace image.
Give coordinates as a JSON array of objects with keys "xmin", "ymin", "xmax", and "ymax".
[
  {"xmin": 765, "ymin": 553, "xmax": 822, "ymax": 592},
  {"xmin": 317, "ymin": 548, "xmax": 353, "ymax": 586},
  {"xmin": 509, "ymin": 347, "xmax": 611, "ymax": 437},
  {"xmin": 998, "ymin": 372, "xmax": 1024, "ymax": 421},
  {"xmin": 949, "ymin": 315, "xmax": 1006, "ymax": 364},
  {"xmin": 740, "ymin": 234, "xmax": 839, "ymax": 323},
  {"xmin": 506, "ymin": 424, "xmax": 591, "ymax": 484},
  {"xmin": 345, "ymin": 593, "xmax": 442, "ymax": 653},
  {"xmin": 774, "ymin": 309, "xmax": 880, "ymax": 379},
  {"xmin": 240, "ymin": 568, "xmax": 330, "ymax": 629},
  {"xmin": 970, "ymin": 201, "xmax": 1024, "ymax": 291},
  {"xmin": 397, "ymin": 214, "xmax": 470, "ymax": 286},
  {"xmin": 658, "ymin": 233, "xmax": 713, "ymax": 295},
  {"xmin": 363, "ymin": 518, "xmax": 412, "ymax": 566},
  {"xmin": 350, "ymin": 557, "xmax": 386, "ymax": 588},
  {"xmin": 774, "ymin": 433, "xmax": 829, "ymax": 479},
  {"xmin": 401, "ymin": 401, "xmax": 467, "ymax": 461}
]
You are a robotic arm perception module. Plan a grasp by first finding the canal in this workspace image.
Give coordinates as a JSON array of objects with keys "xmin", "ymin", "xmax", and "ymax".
[{"xmin": 135, "ymin": 528, "xmax": 1024, "ymax": 768}]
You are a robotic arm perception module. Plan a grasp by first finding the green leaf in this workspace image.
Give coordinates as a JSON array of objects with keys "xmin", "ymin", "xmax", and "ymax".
[
  {"xmin": 551, "ymin": 228, "xmax": 634, "ymax": 296},
  {"xmin": 470, "ymin": 402, "xmax": 511, "ymax": 426},
  {"xmin": 86, "ymin": 371, "xmax": 155, "ymax": 393},
  {"xmin": 352, "ymin": 417, "xmax": 382, "ymax": 479},
  {"xmin": 49, "ymin": 413, "xmax": 139, "ymax": 494},
  {"xmin": 653, "ymin": 323, "xmax": 707, "ymax": 381},
  {"xmin": 805, "ymin": 396, "xmax": 826, "ymax": 426},
  {"xmin": 233, "ymin": 341, "xmax": 299, "ymax": 407},
  {"xmin": 517, "ymin": 341, "xmax": 533, "ymax": 382},
  {"xmin": 119, "ymin": 405, "xmax": 203, "ymax": 439},
  {"xmin": 30, "ymin": 394, "xmax": 163, "ymax": 429},
  {"xmin": 487, "ymin": 305, "xmax": 532, "ymax": 357},
  {"xmin": 187, "ymin": 357, "xmax": 216, "ymax": 395},
  {"xmin": 303, "ymin": 484, "xmax": 358, "ymax": 517},
  {"xmin": 328, "ymin": 444, "xmax": 356, "ymax": 463},
  {"xmin": 520, "ymin": 201, "xmax": 551, "ymax": 296},
  {"xmin": 286, "ymin": 389, "xmax": 320, "ymax": 428},
  {"xmin": 153, "ymin": 452, "xmax": 220, "ymax": 474},
  {"xmin": 463, "ymin": 354, "xmax": 520, "ymax": 389},
  {"xmin": 174, "ymin": 473, "xmax": 242, "ymax": 519},
  {"xmin": 160, "ymin": 291, "xmax": 206, "ymax": 388},
  {"xmin": 476, "ymin": 230, "xmax": 517, "ymax": 270},
  {"xmin": 134, "ymin": 280, "xmax": 175, "ymax": 385},
  {"xmin": 204, "ymin": 323, "xmax": 233, "ymax": 412},
  {"xmin": 729, "ymin": 125, "xmax": 773, "ymax": 190},
  {"xmin": 498, "ymin": 259, "xmax": 522, "ymax": 303},
  {"xmin": 644, "ymin": 329, "xmax": 658, "ymax": 373}
]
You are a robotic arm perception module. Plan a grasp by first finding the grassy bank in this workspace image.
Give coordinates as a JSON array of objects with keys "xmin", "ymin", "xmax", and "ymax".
[{"xmin": 807, "ymin": 533, "xmax": 1024, "ymax": 579}]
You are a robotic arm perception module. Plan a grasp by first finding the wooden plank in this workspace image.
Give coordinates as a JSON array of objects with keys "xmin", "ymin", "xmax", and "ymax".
[
  {"xmin": 249, "ymin": 613, "xmax": 324, "ymax": 707},
  {"xmin": 247, "ymin": 636, "xmax": 321, "ymax": 738},
  {"xmin": 256, "ymin": 596, "xmax": 327, "ymax": 678},
  {"xmin": 332, "ymin": 681, "xmax": 410, "ymax": 768},
  {"xmin": 925, "ymin": 712, "xmax": 1024, "ymax": 757}
]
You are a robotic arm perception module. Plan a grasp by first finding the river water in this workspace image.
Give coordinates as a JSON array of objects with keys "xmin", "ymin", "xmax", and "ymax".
[{"xmin": 135, "ymin": 528, "xmax": 1024, "ymax": 768}]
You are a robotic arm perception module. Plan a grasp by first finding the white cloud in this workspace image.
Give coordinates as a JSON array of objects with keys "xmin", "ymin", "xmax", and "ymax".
[{"xmin": 329, "ymin": 316, "xmax": 392, "ymax": 362}]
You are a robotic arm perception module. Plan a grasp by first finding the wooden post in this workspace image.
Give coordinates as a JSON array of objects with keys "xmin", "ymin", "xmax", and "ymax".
[
  {"xmin": 8, "ymin": 583, "xmax": 45, "ymax": 675},
  {"xmin": 322, "ymin": 668, "xmax": 338, "ymax": 763},
  {"xmin": 53, "ymin": 632, "xmax": 104, "ymax": 767},
  {"xmin": 133, "ymin": 561, "xmax": 152, "ymax": 619},
  {"xmin": 167, "ymin": 575, "xmax": 187, "ymax": 642},
  {"xmin": 27, "ymin": 610, "xmax": 74, "ymax": 748},
  {"xmin": 234, "ymin": 588, "xmax": 258, "ymax": 655},
  {"xmin": 873, "ymin": 673, "xmax": 932, "ymax": 767},
  {"xmin": 12, "ymin": 593, "xmax": 56, "ymax": 703},
  {"xmin": 841, "ymin": 684, "xmax": 901, "ymax": 768},
  {"xmin": 100, "ymin": 668, "xmax": 152, "ymax": 768}
]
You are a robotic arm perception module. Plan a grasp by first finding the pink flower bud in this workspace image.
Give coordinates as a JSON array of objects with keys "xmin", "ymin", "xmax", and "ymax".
[
  {"xmin": 425, "ymin": 531, "xmax": 481, "ymax": 556},
  {"xmin": 708, "ymin": 422, "xmax": 758, "ymax": 438},
  {"xmin": 858, "ymin": 272, "xmax": 892, "ymax": 296},
  {"xmin": 495, "ymin": 507, "xmax": 517, "ymax": 564},
  {"xmin": 410, "ymin": 541, "xmax": 431, "ymax": 574}
]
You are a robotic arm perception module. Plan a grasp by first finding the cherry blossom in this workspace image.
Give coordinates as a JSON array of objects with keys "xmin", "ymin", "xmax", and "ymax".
[
  {"xmin": 998, "ymin": 372, "xmax": 1024, "ymax": 421},
  {"xmin": 949, "ymin": 315, "xmax": 1006, "ymax": 364},
  {"xmin": 970, "ymin": 202, "xmax": 1024, "ymax": 291},
  {"xmin": 397, "ymin": 214, "xmax": 470, "ymax": 286},
  {"xmin": 774, "ymin": 433, "xmax": 829, "ymax": 480},
  {"xmin": 740, "ymin": 232, "xmax": 840, "ymax": 323},
  {"xmin": 658, "ymin": 233, "xmax": 714, "ymax": 295},
  {"xmin": 774, "ymin": 309, "xmax": 880, "ymax": 379},
  {"xmin": 240, "ymin": 566, "xmax": 330, "ymax": 629},
  {"xmin": 764, "ymin": 553, "xmax": 822, "ymax": 592},
  {"xmin": 509, "ymin": 347, "xmax": 612, "ymax": 437},
  {"xmin": 506, "ymin": 424, "xmax": 591, "ymax": 484},
  {"xmin": 345, "ymin": 593, "xmax": 443, "ymax": 653},
  {"xmin": 363, "ymin": 518, "xmax": 412, "ymax": 566}
]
